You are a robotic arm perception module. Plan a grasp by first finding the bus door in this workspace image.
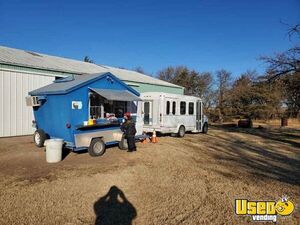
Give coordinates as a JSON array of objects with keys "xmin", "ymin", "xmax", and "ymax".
[
  {"xmin": 196, "ymin": 101, "xmax": 202, "ymax": 131},
  {"xmin": 143, "ymin": 101, "xmax": 153, "ymax": 125}
]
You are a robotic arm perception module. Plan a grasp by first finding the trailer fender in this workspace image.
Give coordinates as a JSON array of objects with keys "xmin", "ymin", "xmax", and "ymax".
[
  {"xmin": 74, "ymin": 133, "xmax": 104, "ymax": 148},
  {"xmin": 87, "ymin": 136, "xmax": 104, "ymax": 146},
  {"xmin": 74, "ymin": 129, "xmax": 124, "ymax": 148},
  {"xmin": 113, "ymin": 131, "xmax": 123, "ymax": 142}
]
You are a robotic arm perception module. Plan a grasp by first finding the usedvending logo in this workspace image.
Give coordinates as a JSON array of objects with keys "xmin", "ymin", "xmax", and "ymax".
[{"xmin": 235, "ymin": 196, "xmax": 295, "ymax": 222}]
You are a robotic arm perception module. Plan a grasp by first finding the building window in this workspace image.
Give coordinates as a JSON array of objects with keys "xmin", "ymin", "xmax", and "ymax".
[
  {"xmin": 172, "ymin": 101, "xmax": 176, "ymax": 115},
  {"xmin": 180, "ymin": 102, "xmax": 186, "ymax": 115},
  {"xmin": 189, "ymin": 102, "xmax": 194, "ymax": 115},
  {"xmin": 166, "ymin": 101, "xmax": 170, "ymax": 115}
]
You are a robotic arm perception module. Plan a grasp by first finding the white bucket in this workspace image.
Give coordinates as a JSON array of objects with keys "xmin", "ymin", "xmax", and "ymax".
[{"xmin": 45, "ymin": 139, "xmax": 64, "ymax": 163}]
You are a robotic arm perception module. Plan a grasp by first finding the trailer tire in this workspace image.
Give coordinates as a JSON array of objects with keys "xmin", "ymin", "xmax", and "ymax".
[
  {"xmin": 118, "ymin": 135, "xmax": 128, "ymax": 150},
  {"xmin": 88, "ymin": 138, "xmax": 106, "ymax": 157},
  {"xmin": 202, "ymin": 123, "xmax": 208, "ymax": 134},
  {"xmin": 178, "ymin": 125, "xmax": 185, "ymax": 137},
  {"xmin": 33, "ymin": 129, "xmax": 47, "ymax": 147}
]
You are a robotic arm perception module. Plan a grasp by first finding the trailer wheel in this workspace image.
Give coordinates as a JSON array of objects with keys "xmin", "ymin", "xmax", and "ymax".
[
  {"xmin": 33, "ymin": 129, "xmax": 47, "ymax": 147},
  {"xmin": 202, "ymin": 123, "xmax": 208, "ymax": 134},
  {"xmin": 178, "ymin": 125, "xmax": 185, "ymax": 137},
  {"xmin": 88, "ymin": 138, "xmax": 106, "ymax": 157},
  {"xmin": 118, "ymin": 135, "xmax": 128, "ymax": 150}
]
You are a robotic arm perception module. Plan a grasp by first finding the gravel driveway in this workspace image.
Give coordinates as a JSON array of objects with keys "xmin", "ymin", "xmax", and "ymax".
[{"xmin": 0, "ymin": 126, "xmax": 299, "ymax": 225}]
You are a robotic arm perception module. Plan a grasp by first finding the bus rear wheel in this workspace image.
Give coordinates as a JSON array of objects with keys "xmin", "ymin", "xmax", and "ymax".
[
  {"xmin": 178, "ymin": 125, "xmax": 185, "ymax": 137},
  {"xmin": 202, "ymin": 123, "xmax": 208, "ymax": 134}
]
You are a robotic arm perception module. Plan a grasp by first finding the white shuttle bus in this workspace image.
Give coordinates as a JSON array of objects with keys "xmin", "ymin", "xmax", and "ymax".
[{"xmin": 140, "ymin": 92, "xmax": 208, "ymax": 137}]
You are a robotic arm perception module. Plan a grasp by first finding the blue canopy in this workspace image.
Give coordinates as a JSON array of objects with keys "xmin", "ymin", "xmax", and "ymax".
[{"xmin": 89, "ymin": 88, "xmax": 141, "ymax": 101}]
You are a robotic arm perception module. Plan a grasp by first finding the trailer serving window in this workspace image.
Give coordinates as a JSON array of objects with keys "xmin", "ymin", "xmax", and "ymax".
[
  {"xmin": 166, "ymin": 101, "xmax": 170, "ymax": 115},
  {"xmin": 89, "ymin": 92, "xmax": 127, "ymax": 119},
  {"xmin": 172, "ymin": 102, "xmax": 176, "ymax": 115},
  {"xmin": 180, "ymin": 101, "xmax": 186, "ymax": 115},
  {"xmin": 189, "ymin": 102, "xmax": 194, "ymax": 115}
]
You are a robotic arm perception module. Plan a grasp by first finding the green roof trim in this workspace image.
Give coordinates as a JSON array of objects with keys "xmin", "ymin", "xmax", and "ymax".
[{"xmin": 0, "ymin": 63, "xmax": 72, "ymax": 77}]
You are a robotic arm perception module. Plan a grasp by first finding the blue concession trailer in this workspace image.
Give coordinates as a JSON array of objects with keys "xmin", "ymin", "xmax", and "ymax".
[{"xmin": 26, "ymin": 72, "xmax": 142, "ymax": 156}]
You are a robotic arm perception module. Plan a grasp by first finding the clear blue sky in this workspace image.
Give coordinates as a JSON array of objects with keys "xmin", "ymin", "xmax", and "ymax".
[{"xmin": 0, "ymin": 0, "xmax": 299, "ymax": 77}]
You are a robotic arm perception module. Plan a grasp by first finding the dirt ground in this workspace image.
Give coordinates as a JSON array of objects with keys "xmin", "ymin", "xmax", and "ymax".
[{"xmin": 0, "ymin": 126, "xmax": 299, "ymax": 225}]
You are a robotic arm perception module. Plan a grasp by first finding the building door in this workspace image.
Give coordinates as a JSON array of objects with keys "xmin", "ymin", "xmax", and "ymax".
[
  {"xmin": 196, "ymin": 101, "xmax": 202, "ymax": 131},
  {"xmin": 143, "ymin": 101, "xmax": 152, "ymax": 125}
]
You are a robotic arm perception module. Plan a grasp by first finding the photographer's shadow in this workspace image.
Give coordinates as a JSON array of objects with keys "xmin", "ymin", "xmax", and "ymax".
[{"xmin": 94, "ymin": 186, "xmax": 137, "ymax": 225}]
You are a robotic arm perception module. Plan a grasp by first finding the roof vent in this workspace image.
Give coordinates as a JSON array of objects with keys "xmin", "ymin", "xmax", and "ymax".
[
  {"xmin": 54, "ymin": 75, "xmax": 75, "ymax": 83},
  {"xmin": 25, "ymin": 51, "xmax": 43, "ymax": 57}
]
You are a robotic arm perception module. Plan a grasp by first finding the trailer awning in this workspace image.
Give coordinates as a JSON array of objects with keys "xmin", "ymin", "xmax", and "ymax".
[{"xmin": 89, "ymin": 88, "xmax": 141, "ymax": 101}]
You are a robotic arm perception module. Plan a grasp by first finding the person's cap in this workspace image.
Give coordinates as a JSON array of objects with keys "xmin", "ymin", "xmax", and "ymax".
[{"xmin": 124, "ymin": 112, "xmax": 131, "ymax": 118}]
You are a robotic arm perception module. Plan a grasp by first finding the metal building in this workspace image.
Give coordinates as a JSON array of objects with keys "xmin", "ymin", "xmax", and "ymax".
[{"xmin": 0, "ymin": 45, "xmax": 183, "ymax": 137}]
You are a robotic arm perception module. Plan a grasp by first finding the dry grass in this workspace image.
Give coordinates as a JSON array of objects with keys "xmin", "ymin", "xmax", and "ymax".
[
  {"xmin": 226, "ymin": 118, "xmax": 300, "ymax": 129},
  {"xmin": 0, "ymin": 126, "xmax": 299, "ymax": 225},
  {"xmin": 253, "ymin": 118, "xmax": 300, "ymax": 129}
]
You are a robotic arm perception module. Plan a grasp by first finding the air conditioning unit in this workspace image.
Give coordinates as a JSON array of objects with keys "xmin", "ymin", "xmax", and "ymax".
[{"xmin": 26, "ymin": 96, "xmax": 41, "ymax": 107}]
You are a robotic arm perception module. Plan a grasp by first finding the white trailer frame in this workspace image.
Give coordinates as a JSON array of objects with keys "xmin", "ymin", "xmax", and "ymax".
[{"xmin": 140, "ymin": 92, "xmax": 208, "ymax": 136}]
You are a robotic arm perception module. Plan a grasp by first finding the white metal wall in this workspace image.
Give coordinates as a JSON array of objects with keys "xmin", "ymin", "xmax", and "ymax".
[{"xmin": 0, "ymin": 70, "xmax": 54, "ymax": 137}]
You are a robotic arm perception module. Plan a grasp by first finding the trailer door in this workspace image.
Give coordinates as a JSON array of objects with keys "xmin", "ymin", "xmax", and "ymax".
[
  {"xmin": 196, "ymin": 100, "xmax": 202, "ymax": 131},
  {"xmin": 143, "ymin": 101, "xmax": 152, "ymax": 125}
]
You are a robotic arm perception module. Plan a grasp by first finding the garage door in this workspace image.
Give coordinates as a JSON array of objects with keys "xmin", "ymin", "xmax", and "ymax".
[{"xmin": 0, "ymin": 70, "xmax": 54, "ymax": 137}]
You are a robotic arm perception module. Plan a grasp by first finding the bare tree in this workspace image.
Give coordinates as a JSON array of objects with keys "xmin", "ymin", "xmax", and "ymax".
[
  {"xmin": 157, "ymin": 66, "xmax": 213, "ymax": 97},
  {"xmin": 133, "ymin": 66, "xmax": 145, "ymax": 74},
  {"xmin": 157, "ymin": 66, "xmax": 175, "ymax": 82},
  {"xmin": 261, "ymin": 23, "xmax": 300, "ymax": 80},
  {"xmin": 281, "ymin": 72, "xmax": 300, "ymax": 117},
  {"xmin": 215, "ymin": 69, "xmax": 232, "ymax": 122},
  {"xmin": 157, "ymin": 66, "xmax": 190, "ymax": 90},
  {"xmin": 260, "ymin": 47, "xmax": 300, "ymax": 80},
  {"xmin": 280, "ymin": 20, "xmax": 300, "ymax": 40},
  {"xmin": 83, "ymin": 56, "xmax": 94, "ymax": 63},
  {"xmin": 229, "ymin": 70, "xmax": 284, "ymax": 120}
]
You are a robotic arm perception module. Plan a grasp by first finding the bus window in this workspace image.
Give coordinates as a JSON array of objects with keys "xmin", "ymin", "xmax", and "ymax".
[
  {"xmin": 172, "ymin": 101, "xmax": 176, "ymax": 115},
  {"xmin": 180, "ymin": 102, "xmax": 186, "ymax": 115},
  {"xmin": 189, "ymin": 102, "xmax": 194, "ymax": 115},
  {"xmin": 166, "ymin": 101, "xmax": 170, "ymax": 115}
]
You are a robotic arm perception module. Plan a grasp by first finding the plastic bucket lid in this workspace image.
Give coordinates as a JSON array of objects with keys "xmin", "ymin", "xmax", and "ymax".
[
  {"xmin": 47, "ymin": 138, "xmax": 63, "ymax": 142},
  {"xmin": 44, "ymin": 139, "xmax": 64, "ymax": 146}
]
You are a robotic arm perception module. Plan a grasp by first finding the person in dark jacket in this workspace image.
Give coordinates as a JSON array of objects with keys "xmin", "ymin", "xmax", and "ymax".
[{"xmin": 120, "ymin": 112, "xmax": 137, "ymax": 152}]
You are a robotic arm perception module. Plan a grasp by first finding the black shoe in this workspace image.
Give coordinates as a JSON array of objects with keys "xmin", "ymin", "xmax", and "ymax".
[{"xmin": 127, "ymin": 150, "xmax": 133, "ymax": 152}]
